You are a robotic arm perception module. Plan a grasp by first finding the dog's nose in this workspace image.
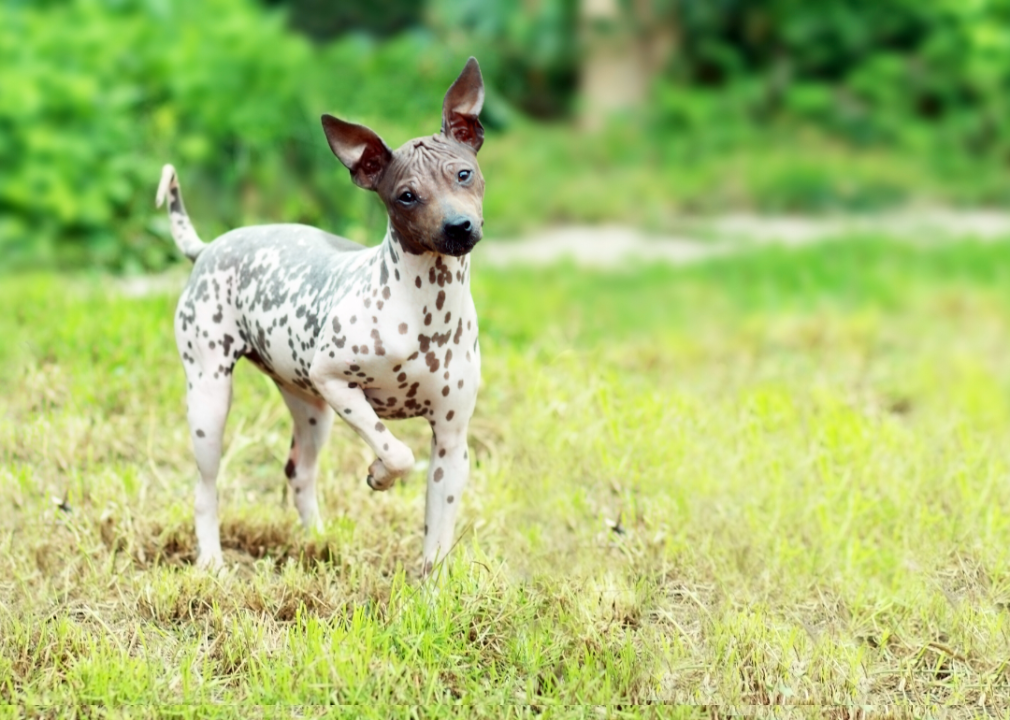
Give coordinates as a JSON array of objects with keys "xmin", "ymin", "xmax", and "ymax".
[{"xmin": 443, "ymin": 218, "xmax": 472, "ymax": 241}]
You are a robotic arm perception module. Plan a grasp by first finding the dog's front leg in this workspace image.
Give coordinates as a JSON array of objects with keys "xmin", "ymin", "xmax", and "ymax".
[
  {"xmin": 309, "ymin": 369, "xmax": 415, "ymax": 490},
  {"xmin": 422, "ymin": 427, "xmax": 471, "ymax": 576}
]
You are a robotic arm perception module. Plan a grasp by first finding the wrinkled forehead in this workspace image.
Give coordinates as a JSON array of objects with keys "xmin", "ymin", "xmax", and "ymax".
[{"xmin": 382, "ymin": 134, "xmax": 479, "ymax": 189}]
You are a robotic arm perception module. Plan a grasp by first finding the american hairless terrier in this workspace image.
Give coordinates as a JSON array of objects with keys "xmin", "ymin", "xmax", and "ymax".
[{"xmin": 156, "ymin": 58, "xmax": 487, "ymax": 574}]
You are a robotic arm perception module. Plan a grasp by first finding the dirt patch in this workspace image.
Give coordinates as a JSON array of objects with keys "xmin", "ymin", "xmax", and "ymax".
[{"xmin": 478, "ymin": 211, "xmax": 1010, "ymax": 267}]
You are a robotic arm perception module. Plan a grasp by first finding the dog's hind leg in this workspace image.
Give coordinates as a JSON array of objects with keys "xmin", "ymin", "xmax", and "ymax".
[
  {"xmin": 184, "ymin": 371, "xmax": 233, "ymax": 569},
  {"xmin": 278, "ymin": 386, "xmax": 333, "ymax": 532}
]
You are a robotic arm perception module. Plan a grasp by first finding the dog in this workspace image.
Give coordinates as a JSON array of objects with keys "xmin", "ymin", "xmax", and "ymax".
[{"xmin": 156, "ymin": 57, "xmax": 487, "ymax": 575}]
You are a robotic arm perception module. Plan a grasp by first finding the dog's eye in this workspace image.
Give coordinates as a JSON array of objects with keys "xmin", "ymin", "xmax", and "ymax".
[
  {"xmin": 398, "ymin": 191, "xmax": 416, "ymax": 204},
  {"xmin": 457, "ymin": 170, "xmax": 472, "ymax": 182}
]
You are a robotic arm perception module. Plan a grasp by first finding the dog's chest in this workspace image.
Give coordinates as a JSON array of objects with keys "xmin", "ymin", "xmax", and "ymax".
[
  {"xmin": 316, "ymin": 255, "xmax": 480, "ymax": 422},
  {"xmin": 350, "ymin": 296, "xmax": 480, "ymax": 421}
]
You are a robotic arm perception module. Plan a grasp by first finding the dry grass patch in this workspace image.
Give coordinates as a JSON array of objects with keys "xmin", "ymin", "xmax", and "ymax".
[{"xmin": 5, "ymin": 241, "xmax": 1010, "ymax": 711}]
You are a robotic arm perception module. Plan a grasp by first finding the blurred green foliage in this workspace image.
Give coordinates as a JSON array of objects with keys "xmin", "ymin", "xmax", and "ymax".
[
  {"xmin": 0, "ymin": 0, "xmax": 472, "ymax": 272},
  {"xmin": 4, "ymin": 0, "xmax": 1010, "ymax": 272},
  {"xmin": 664, "ymin": 0, "xmax": 1010, "ymax": 154}
]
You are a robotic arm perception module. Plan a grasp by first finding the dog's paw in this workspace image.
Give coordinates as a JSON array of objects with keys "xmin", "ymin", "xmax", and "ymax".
[
  {"xmin": 196, "ymin": 551, "xmax": 225, "ymax": 572},
  {"xmin": 366, "ymin": 472, "xmax": 395, "ymax": 492},
  {"xmin": 366, "ymin": 442, "xmax": 415, "ymax": 491}
]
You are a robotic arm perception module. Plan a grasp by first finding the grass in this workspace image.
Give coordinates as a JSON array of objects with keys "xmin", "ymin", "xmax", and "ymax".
[
  {"xmin": 5, "ymin": 238, "xmax": 1010, "ymax": 713},
  {"xmin": 476, "ymin": 121, "xmax": 1010, "ymax": 238}
]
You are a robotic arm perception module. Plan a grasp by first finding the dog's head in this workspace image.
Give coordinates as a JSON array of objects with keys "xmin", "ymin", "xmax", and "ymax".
[{"xmin": 322, "ymin": 57, "xmax": 486, "ymax": 257}]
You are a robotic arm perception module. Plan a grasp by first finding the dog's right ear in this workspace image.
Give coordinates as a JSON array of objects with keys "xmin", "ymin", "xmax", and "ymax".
[
  {"xmin": 442, "ymin": 57, "xmax": 485, "ymax": 152},
  {"xmin": 321, "ymin": 114, "xmax": 392, "ymax": 190}
]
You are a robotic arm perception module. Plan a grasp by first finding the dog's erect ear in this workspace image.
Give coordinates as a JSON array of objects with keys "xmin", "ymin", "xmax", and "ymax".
[
  {"xmin": 321, "ymin": 114, "xmax": 393, "ymax": 190},
  {"xmin": 441, "ymin": 57, "xmax": 485, "ymax": 153}
]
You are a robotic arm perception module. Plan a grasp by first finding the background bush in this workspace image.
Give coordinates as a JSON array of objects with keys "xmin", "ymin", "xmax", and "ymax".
[
  {"xmin": 0, "ymin": 0, "xmax": 471, "ymax": 272},
  {"xmin": 3, "ymin": 0, "xmax": 1010, "ymax": 272}
]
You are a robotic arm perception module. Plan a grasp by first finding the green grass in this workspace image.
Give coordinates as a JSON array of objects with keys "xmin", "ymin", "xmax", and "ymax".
[
  {"xmin": 474, "ymin": 122, "xmax": 1010, "ymax": 238},
  {"xmin": 5, "ymin": 238, "xmax": 1010, "ymax": 713}
]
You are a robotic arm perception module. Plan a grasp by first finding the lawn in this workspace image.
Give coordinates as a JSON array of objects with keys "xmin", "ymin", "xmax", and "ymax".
[{"xmin": 4, "ymin": 238, "xmax": 1010, "ymax": 714}]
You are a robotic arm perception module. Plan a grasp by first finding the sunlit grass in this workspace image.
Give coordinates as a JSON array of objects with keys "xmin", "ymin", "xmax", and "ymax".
[{"xmin": 4, "ymin": 239, "xmax": 1010, "ymax": 711}]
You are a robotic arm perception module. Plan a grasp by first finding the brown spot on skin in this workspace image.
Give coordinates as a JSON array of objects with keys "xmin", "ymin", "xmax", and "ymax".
[
  {"xmin": 439, "ymin": 449, "xmax": 446, "ymax": 458},
  {"xmin": 393, "ymin": 364, "xmax": 402, "ymax": 372},
  {"xmin": 348, "ymin": 382, "xmax": 358, "ymax": 389},
  {"xmin": 397, "ymin": 372, "xmax": 407, "ymax": 382},
  {"xmin": 444, "ymin": 371, "xmax": 449, "ymax": 380},
  {"xmin": 382, "ymin": 286, "xmax": 391, "ymax": 300},
  {"xmin": 434, "ymin": 467, "xmax": 444, "ymax": 482},
  {"xmin": 444, "ymin": 312, "xmax": 451, "ymax": 323},
  {"xmin": 375, "ymin": 421, "xmax": 386, "ymax": 432},
  {"xmin": 408, "ymin": 351, "xmax": 419, "ymax": 361},
  {"xmin": 196, "ymin": 429, "xmax": 205, "ymax": 438},
  {"xmin": 424, "ymin": 524, "xmax": 428, "ymax": 535},
  {"xmin": 445, "ymin": 349, "xmax": 453, "ymax": 368},
  {"xmin": 458, "ymin": 379, "xmax": 464, "ymax": 389},
  {"xmin": 447, "ymin": 495, "xmax": 455, "ymax": 504},
  {"xmin": 407, "ymin": 382, "xmax": 420, "ymax": 398},
  {"xmin": 371, "ymin": 329, "xmax": 386, "ymax": 356},
  {"xmin": 446, "ymin": 410, "xmax": 455, "ymax": 421},
  {"xmin": 350, "ymin": 365, "xmax": 361, "ymax": 371},
  {"xmin": 309, "ymin": 418, "xmax": 317, "ymax": 426},
  {"xmin": 424, "ymin": 560, "xmax": 433, "ymax": 575},
  {"xmin": 425, "ymin": 313, "xmax": 432, "ymax": 326},
  {"xmin": 344, "ymin": 409, "xmax": 352, "ymax": 414},
  {"xmin": 436, "ymin": 290, "xmax": 446, "ymax": 311},
  {"xmin": 377, "ymin": 301, "xmax": 384, "ymax": 310},
  {"xmin": 425, "ymin": 352, "xmax": 440, "ymax": 373},
  {"xmin": 415, "ymin": 276, "xmax": 422, "ymax": 289},
  {"xmin": 399, "ymin": 323, "xmax": 408, "ymax": 335},
  {"xmin": 350, "ymin": 316, "xmax": 357, "ymax": 324},
  {"xmin": 285, "ymin": 459, "xmax": 296, "ymax": 479},
  {"xmin": 442, "ymin": 386, "xmax": 450, "ymax": 396},
  {"xmin": 429, "ymin": 267, "xmax": 436, "ymax": 284},
  {"xmin": 384, "ymin": 443, "xmax": 389, "ymax": 451},
  {"xmin": 364, "ymin": 298, "xmax": 371, "ymax": 309},
  {"xmin": 453, "ymin": 319, "xmax": 463, "ymax": 344}
]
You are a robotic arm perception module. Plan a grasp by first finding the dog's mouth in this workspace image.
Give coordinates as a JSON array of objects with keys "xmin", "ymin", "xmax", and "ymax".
[{"xmin": 437, "ymin": 232, "xmax": 481, "ymax": 257}]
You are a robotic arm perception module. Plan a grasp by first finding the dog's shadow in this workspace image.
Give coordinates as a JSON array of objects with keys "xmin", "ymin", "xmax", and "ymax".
[{"xmin": 133, "ymin": 515, "xmax": 343, "ymax": 574}]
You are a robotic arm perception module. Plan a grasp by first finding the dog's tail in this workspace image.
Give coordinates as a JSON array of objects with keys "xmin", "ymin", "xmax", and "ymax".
[{"xmin": 156, "ymin": 164, "xmax": 206, "ymax": 262}]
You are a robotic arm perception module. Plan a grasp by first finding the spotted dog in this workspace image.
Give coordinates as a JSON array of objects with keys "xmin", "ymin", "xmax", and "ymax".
[{"xmin": 157, "ymin": 58, "xmax": 487, "ymax": 574}]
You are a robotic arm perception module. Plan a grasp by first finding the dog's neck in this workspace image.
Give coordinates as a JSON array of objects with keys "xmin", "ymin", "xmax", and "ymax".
[{"xmin": 376, "ymin": 222, "xmax": 472, "ymax": 303}]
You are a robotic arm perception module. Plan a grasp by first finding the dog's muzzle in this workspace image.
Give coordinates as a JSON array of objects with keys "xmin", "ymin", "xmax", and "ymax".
[{"xmin": 439, "ymin": 217, "xmax": 481, "ymax": 257}]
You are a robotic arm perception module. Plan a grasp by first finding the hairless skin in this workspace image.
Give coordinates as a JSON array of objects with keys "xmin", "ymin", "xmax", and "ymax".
[{"xmin": 157, "ymin": 58, "xmax": 487, "ymax": 575}]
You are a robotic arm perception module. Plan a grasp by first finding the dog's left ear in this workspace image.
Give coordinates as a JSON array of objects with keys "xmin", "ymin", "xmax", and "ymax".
[
  {"xmin": 442, "ymin": 57, "xmax": 485, "ymax": 153},
  {"xmin": 321, "ymin": 114, "xmax": 393, "ymax": 190}
]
